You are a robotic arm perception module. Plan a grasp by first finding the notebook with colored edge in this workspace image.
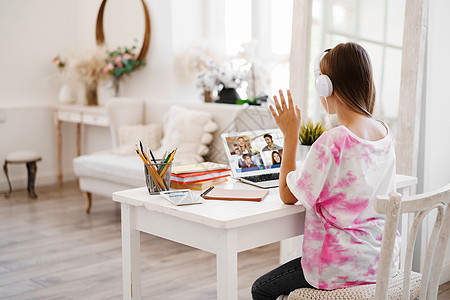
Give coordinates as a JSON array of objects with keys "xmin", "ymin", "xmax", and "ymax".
[
  {"xmin": 201, "ymin": 187, "xmax": 269, "ymax": 202},
  {"xmin": 171, "ymin": 162, "xmax": 230, "ymax": 174},
  {"xmin": 170, "ymin": 169, "xmax": 231, "ymax": 183},
  {"xmin": 170, "ymin": 177, "xmax": 228, "ymax": 191}
]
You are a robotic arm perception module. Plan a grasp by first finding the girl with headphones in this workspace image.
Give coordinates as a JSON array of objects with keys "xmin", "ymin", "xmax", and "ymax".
[{"xmin": 252, "ymin": 42, "xmax": 398, "ymax": 300}]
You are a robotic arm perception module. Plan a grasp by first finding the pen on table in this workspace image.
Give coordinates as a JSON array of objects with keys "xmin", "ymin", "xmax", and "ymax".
[{"xmin": 200, "ymin": 186, "xmax": 215, "ymax": 197}]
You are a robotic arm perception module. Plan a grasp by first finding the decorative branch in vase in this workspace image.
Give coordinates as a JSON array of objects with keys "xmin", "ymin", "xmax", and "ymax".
[
  {"xmin": 103, "ymin": 42, "xmax": 146, "ymax": 97},
  {"xmin": 53, "ymin": 47, "xmax": 108, "ymax": 106}
]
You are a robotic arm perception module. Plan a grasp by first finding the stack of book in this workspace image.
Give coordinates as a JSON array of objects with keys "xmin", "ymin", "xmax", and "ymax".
[{"xmin": 170, "ymin": 162, "xmax": 231, "ymax": 191}]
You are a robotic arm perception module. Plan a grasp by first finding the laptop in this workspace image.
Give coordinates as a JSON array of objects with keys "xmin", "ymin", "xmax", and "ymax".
[{"xmin": 221, "ymin": 129, "xmax": 284, "ymax": 188}]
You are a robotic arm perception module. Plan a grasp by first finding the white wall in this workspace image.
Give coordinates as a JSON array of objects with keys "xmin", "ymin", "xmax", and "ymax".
[
  {"xmin": 0, "ymin": 0, "xmax": 80, "ymax": 188},
  {"xmin": 424, "ymin": 0, "xmax": 450, "ymax": 284},
  {"xmin": 0, "ymin": 0, "xmax": 185, "ymax": 190}
]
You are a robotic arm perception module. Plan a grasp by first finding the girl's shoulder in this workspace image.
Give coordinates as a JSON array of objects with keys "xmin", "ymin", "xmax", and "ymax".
[
  {"xmin": 315, "ymin": 124, "xmax": 393, "ymax": 148},
  {"xmin": 313, "ymin": 126, "xmax": 348, "ymax": 148}
]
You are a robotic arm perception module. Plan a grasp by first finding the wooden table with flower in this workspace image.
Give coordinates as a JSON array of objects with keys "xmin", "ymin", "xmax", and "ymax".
[{"xmin": 50, "ymin": 104, "xmax": 109, "ymax": 186}]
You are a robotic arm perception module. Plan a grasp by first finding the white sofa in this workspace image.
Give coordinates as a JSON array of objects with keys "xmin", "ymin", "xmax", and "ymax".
[{"xmin": 73, "ymin": 98, "xmax": 276, "ymax": 213}]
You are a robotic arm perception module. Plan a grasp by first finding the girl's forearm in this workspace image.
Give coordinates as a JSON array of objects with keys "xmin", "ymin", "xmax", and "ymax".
[{"xmin": 279, "ymin": 133, "xmax": 299, "ymax": 204}]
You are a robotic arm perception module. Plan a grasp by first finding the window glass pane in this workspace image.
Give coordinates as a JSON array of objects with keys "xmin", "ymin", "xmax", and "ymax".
[
  {"xmin": 381, "ymin": 48, "xmax": 402, "ymax": 120},
  {"xmin": 359, "ymin": 42, "xmax": 383, "ymax": 115},
  {"xmin": 326, "ymin": 33, "xmax": 349, "ymax": 46},
  {"xmin": 312, "ymin": 0, "xmax": 322, "ymax": 22},
  {"xmin": 386, "ymin": 0, "xmax": 405, "ymax": 46},
  {"xmin": 271, "ymin": 64, "xmax": 290, "ymax": 96},
  {"xmin": 359, "ymin": 0, "xmax": 385, "ymax": 42},
  {"xmin": 225, "ymin": 0, "xmax": 251, "ymax": 56},
  {"xmin": 329, "ymin": 0, "xmax": 356, "ymax": 35},
  {"xmin": 271, "ymin": 0, "xmax": 293, "ymax": 54}
]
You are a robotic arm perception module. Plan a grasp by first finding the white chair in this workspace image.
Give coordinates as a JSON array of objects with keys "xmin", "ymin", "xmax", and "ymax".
[{"xmin": 288, "ymin": 183, "xmax": 450, "ymax": 300}]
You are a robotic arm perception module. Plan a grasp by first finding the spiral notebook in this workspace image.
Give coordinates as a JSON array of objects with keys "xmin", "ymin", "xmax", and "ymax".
[{"xmin": 201, "ymin": 187, "xmax": 269, "ymax": 202}]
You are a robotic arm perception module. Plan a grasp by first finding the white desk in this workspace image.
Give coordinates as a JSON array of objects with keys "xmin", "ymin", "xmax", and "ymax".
[
  {"xmin": 113, "ymin": 175, "xmax": 417, "ymax": 300},
  {"xmin": 50, "ymin": 104, "xmax": 109, "ymax": 186}
]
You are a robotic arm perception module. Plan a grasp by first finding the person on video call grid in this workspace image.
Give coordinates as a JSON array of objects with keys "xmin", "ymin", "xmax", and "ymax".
[
  {"xmin": 251, "ymin": 42, "xmax": 398, "ymax": 300},
  {"xmin": 262, "ymin": 134, "xmax": 282, "ymax": 152},
  {"xmin": 241, "ymin": 153, "xmax": 258, "ymax": 169},
  {"xmin": 235, "ymin": 136, "xmax": 253, "ymax": 154},
  {"xmin": 272, "ymin": 151, "xmax": 282, "ymax": 165}
]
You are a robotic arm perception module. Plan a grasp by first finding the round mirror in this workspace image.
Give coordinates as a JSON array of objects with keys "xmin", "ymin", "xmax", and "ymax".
[{"xmin": 96, "ymin": 0, "xmax": 151, "ymax": 61}]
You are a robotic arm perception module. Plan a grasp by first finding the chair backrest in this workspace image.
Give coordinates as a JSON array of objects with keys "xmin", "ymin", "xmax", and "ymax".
[
  {"xmin": 105, "ymin": 97, "xmax": 146, "ymax": 148},
  {"xmin": 374, "ymin": 183, "xmax": 450, "ymax": 300}
]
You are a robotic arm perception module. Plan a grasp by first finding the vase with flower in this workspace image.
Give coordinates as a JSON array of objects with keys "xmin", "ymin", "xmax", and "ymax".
[
  {"xmin": 103, "ymin": 43, "xmax": 146, "ymax": 97},
  {"xmin": 196, "ymin": 61, "xmax": 246, "ymax": 104},
  {"xmin": 52, "ymin": 55, "xmax": 76, "ymax": 104},
  {"xmin": 53, "ymin": 47, "xmax": 108, "ymax": 106}
]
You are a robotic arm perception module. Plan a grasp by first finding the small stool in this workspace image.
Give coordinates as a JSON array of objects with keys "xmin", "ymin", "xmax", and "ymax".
[{"xmin": 4, "ymin": 150, "xmax": 42, "ymax": 198}]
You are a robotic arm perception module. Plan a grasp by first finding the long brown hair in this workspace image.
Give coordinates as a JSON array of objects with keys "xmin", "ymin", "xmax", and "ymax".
[{"xmin": 320, "ymin": 42, "xmax": 376, "ymax": 117}]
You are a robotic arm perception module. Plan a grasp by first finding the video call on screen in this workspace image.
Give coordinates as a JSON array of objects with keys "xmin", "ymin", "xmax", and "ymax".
[{"xmin": 226, "ymin": 132, "xmax": 284, "ymax": 173}]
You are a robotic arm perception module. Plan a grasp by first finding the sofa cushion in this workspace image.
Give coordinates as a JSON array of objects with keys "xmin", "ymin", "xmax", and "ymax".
[
  {"xmin": 73, "ymin": 153, "xmax": 146, "ymax": 188},
  {"xmin": 113, "ymin": 123, "xmax": 163, "ymax": 155},
  {"xmin": 156, "ymin": 105, "xmax": 218, "ymax": 165}
]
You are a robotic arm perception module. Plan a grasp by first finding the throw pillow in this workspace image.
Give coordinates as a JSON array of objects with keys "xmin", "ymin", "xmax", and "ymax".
[
  {"xmin": 156, "ymin": 105, "xmax": 218, "ymax": 164},
  {"xmin": 113, "ymin": 123, "xmax": 163, "ymax": 155}
]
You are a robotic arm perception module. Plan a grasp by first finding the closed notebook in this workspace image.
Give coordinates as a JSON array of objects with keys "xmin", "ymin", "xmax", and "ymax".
[
  {"xmin": 170, "ymin": 177, "xmax": 228, "ymax": 191},
  {"xmin": 172, "ymin": 162, "xmax": 230, "ymax": 174},
  {"xmin": 202, "ymin": 187, "xmax": 269, "ymax": 202}
]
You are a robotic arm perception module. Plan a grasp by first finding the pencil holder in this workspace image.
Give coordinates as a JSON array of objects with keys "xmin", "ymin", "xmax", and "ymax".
[{"xmin": 144, "ymin": 162, "xmax": 173, "ymax": 195}]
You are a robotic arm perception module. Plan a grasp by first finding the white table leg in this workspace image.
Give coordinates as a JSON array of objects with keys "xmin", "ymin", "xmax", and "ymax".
[
  {"xmin": 279, "ymin": 236, "xmax": 303, "ymax": 264},
  {"xmin": 216, "ymin": 229, "xmax": 238, "ymax": 300},
  {"xmin": 121, "ymin": 203, "xmax": 141, "ymax": 299}
]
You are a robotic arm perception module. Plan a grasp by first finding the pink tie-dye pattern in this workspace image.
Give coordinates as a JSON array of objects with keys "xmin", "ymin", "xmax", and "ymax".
[
  {"xmin": 297, "ymin": 171, "xmax": 312, "ymax": 190},
  {"xmin": 360, "ymin": 151, "xmax": 373, "ymax": 166},
  {"xmin": 320, "ymin": 232, "xmax": 353, "ymax": 267},
  {"xmin": 287, "ymin": 125, "xmax": 398, "ymax": 290},
  {"xmin": 334, "ymin": 170, "xmax": 357, "ymax": 188},
  {"xmin": 338, "ymin": 197, "xmax": 369, "ymax": 215},
  {"xmin": 296, "ymin": 171, "xmax": 317, "ymax": 206},
  {"xmin": 315, "ymin": 146, "xmax": 330, "ymax": 170},
  {"xmin": 328, "ymin": 130, "xmax": 359, "ymax": 166},
  {"xmin": 363, "ymin": 256, "xmax": 380, "ymax": 277}
]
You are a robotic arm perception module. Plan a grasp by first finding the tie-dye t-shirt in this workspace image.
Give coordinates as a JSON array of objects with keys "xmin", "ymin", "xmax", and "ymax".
[{"xmin": 286, "ymin": 124, "xmax": 400, "ymax": 290}]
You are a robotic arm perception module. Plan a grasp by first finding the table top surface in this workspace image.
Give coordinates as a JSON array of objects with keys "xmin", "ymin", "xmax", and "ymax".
[
  {"xmin": 49, "ymin": 104, "xmax": 107, "ymax": 114},
  {"xmin": 113, "ymin": 178, "xmax": 305, "ymax": 229},
  {"xmin": 112, "ymin": 174, "xmax": 416, "ymax": 229}
]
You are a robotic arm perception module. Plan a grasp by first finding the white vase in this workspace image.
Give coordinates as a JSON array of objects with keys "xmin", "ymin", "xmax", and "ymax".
[
  {"xmin": 299, "ymin": 144, "xmax": 311, "ymax": 161},
  {"xmin": 58, "ymin": 84, "xmax": 76, "ymax": 104}
]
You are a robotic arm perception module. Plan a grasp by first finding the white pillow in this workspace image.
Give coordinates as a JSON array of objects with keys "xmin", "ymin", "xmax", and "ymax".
[
  {"xmin": 156, "ymin": 105, "xmax": 218, "ymax": 164},
  {"xmin": 113, "ymin": 123, "xmax": 163, "ymax": 155}
]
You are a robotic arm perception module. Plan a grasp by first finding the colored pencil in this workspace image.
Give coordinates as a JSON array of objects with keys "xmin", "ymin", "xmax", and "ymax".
[
  {"xmin": 135, "ymin": 149, "xmax": 165, "ymax": 189},
  {"xmin": 160, "ymin": 148, "xmax": 177, "ymax": 178}
]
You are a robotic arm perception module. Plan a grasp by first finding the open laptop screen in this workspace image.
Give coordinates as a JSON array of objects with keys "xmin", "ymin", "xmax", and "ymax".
[{"xmin": 221, "ymin": 129, "xmax": 284, "ymax": 177}]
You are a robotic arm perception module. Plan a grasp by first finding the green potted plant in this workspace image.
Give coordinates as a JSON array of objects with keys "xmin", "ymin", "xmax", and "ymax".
[{"xmin": 298, "ymin": 121, "xmax": 327, "ymax": 160}]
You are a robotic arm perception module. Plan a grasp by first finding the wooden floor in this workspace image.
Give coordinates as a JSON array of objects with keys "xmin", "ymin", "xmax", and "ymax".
[
  {"xmin": 0, "ymin": 182, "xmax": 281, "ymax": 299},
  {"xmin": 0, "ymin": 182, "xmax": 449, "ymax": 300}
]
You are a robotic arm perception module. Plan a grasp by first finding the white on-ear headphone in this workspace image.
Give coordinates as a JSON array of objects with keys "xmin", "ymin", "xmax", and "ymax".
[{"xmin": 313, "ymin": 49, "xmax": 333, "ymax": 98}]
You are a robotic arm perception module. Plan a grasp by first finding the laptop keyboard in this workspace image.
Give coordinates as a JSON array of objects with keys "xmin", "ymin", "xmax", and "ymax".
[{"xmin": 241, "ymin": 173, "xmax": 279, "ymax": 183}]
